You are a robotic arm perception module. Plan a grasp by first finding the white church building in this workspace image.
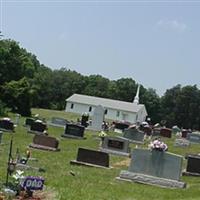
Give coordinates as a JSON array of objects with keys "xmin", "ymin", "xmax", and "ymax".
[{"xmin": 65, "ymin": 85, "xmax": 147, "ymax": 123}]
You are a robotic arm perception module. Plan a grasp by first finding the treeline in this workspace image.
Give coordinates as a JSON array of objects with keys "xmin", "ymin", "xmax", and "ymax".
[{"xmin": 0, "ymin": 39, "xmax": 200, "ymax": 130}]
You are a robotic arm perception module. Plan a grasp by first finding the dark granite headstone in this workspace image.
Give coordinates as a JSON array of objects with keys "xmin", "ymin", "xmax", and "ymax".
[
  {"xmin": 122, "ymin": 127, "xmax": 145, "ymax": 144},
  {"xmin": 81, "ymin": 114, "xmax": 89, "ymax": 127},
  {"xmin": 117, "ymin": 148, "xmax": 185, "ymax": 188},
  {"xmin": 114, "ymin": 122, "xmax": 130, "ymax": 133},
  {"xmin": 0, "ymin": 119, "xmax": 14, "ymax": 132},
  {"xmin": 29, "ymin": 135, "xmax": 60, "ymax": 151},
  {"xmin": 186, "ymin": 132, "xmax": 200, "ymax": 143},
  {"xmin": 100, "ymin": 136, "xmax": 130, "ymax": 156},
  {"xmin": 61, "ymin": 123, "xmax": 85, "ymax": 139},
  {"xmin": 29, "ymin": 121, "xmax": 47, "ymax": 134},
  {"xmin": 70, "ymin": 148, "xmax": 110, "ymax": 168},
  {"xmin": 182, "ymin": 130, "xmax": 189, "ymax": 138},
  {"xmin": 183, "ymin": 154, "xmax": 200, "ymax": 176},
  {"xmin": 160, "ymin": 128, "xmax": 172, "ymax": 138}
]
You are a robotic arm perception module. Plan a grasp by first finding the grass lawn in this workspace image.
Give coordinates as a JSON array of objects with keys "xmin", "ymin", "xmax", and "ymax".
[{"xmin": 0, "ymin": 108, "xmax": 200, "ymax": 200}]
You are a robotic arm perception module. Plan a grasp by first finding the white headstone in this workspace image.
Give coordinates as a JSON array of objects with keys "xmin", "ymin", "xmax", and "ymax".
[{"xmin": 91, "ymin": 105, "xmax": 105, "ymax": 131}]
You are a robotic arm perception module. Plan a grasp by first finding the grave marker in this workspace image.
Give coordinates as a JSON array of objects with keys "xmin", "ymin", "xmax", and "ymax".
[
  {"xmin": 90, "ymin": 105, "xmax": 105, "ymax": 131},
  {"xmin": 186, "ymin": 132, "xmax": 200, "ymax": 143},
  {"xmin": 61, "ymin": 123, "xmax": 85, "ymax": 139},
  {"xmin": 117, "ymin": 148, "xmax": 186, "ymax": 188},
  {"xmin": 114, "ymin": 122, "xmax": 130, "ymax": 133},
  {"xmin": 122, "ymin": 127, "xmax": 145, "ymax": 144},
  {"xmin": 70, "ymin": 148, "xmax": 110, "ymax": 168},
  {"xmin": 160, "ymin": 128, "xmax": 172, "ymax": 138},
  {"xmin": 28, "ymin": 120, "xmax": 47, "ymax": 134},
  {"xmin": 0, "ymin": 131, "xmax": 3, "ymax": 144},
  {"xmin": 0, "ymin": 118, "xmax": 14, "ymax": 132},
  {"xmin": 174, "ymin": 138, "xmax": 190, "ymax": 147},
  {"xmin": 24, "ymin": 118, "xmax": 35, "ymax": 127},
  {"xmin": 100, "ymin": 136, "xmax": 130, "ymax": 157},
  {"xmin": 29, "ymin": 135, "xmax": 60, "ymax": 151},
  {"xmin": 183, "ymin": 154, "xmax": 200, "ymax": 176}
]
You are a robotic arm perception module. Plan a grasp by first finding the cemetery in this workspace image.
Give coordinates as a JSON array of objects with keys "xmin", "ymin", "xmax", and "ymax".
[{"xmin": 0, "ymin": 108, "xmax": 200, "ymax": 200}]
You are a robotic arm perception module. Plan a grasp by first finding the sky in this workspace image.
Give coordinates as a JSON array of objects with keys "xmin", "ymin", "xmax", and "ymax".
[{"xmin": 1, "ymin": 0, "xmax": 200, "ymax": 95}]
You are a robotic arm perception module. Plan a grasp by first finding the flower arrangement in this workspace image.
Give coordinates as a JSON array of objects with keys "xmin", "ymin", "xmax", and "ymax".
[{"xmin": 148, "ymin": 138, "xmax": 168, "ymax": 152}]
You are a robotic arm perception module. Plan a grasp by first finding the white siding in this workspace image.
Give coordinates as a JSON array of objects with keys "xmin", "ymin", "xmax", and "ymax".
[{"xmin": 66, "ymin": 101, "xmax": 140, "ymax": 123}]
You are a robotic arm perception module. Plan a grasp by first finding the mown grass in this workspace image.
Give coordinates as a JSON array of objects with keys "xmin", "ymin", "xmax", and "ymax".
[{"xmin": 0, "ymin": 108, "xmax": 200, "ymax": 200}]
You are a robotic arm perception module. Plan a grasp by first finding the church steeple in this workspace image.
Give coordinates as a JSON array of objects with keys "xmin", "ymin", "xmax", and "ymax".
[{"xmin": 133, "ymin": 84, "xmax": 140, "ymax": 104}]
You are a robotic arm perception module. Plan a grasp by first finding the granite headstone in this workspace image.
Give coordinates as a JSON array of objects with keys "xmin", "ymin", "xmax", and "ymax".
[
  {"xmin": 122, "ymin": 127, "xmax": 145, "ymax": 144},
  {"xmin": 117, "ymin": 148, "xmax": 186, "ymax": 188},
  {"xmin": 29, "ymin": 134, "xmax": 60, "ymax": 151},
  {"xmin": 61, "ymin": 123, "xmax": 85, "ymax": 139},
  {"xmin": 186, "ymin": 132, "xmax": 200, "ymax": 143},
  {"xmin": 70, "ymin": 148, "xmax": 110, "ymax": 168},
  {"xmin": 0, "ymin": 118, "xmax": 14, "ymax": 132},
  {"xmin": 90, "ymin": 105, "xmax": 105, "ymax": 131},
  {"xmin": 100, "ymin": 136, "xmax": 130, "ymax": 156},
  {"xmin": 29, "ymin": 120, "xmax": 47, "ymax": 134},
  {"xmin": 49, "ymin": 117, "xmax": 69, "ymax": 127}
]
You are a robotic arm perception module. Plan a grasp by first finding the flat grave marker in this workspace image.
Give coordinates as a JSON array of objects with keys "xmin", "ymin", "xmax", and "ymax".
[{"xmin": 48, "ymin": 117, "xmax": 69, "ymax": 128}]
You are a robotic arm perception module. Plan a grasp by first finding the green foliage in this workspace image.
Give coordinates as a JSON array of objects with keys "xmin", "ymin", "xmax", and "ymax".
[{"xmin": 1, "ymin": 78, "xmax": 32, "ymax": 116}]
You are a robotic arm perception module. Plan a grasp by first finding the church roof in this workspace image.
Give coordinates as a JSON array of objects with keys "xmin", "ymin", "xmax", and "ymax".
[{"xmin": 66, "ymin": 94, "xmax": 147, "ymax": 114}]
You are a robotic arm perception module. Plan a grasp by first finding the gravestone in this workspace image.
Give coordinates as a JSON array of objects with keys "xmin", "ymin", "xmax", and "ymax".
[
  {"xmin": 0, "ymin": 131, "xmax": 3, "ymax": 144},
  {"xmin": 48, "ymin": 117, "xmax": 69, "ymax": 128},
  {"xmin": 160, "ymin": 128, "xmax": 172, "ymax": 138},
  {"xmin": 24, "ymin": 118, "xmax": 35, "ymax": 127},
  {"xmin": 29, "ymin": 135, "xmax": 60, "ymax": 151},
  {"xmin": 28, "ymin": 120, "xmax": 47, "ymax": 134},
  {"xmin": 0, "ymin": 118, "xmax": 14, "ymax": 132},
  {"xmin": 90, "ymin": 105, "xmax": 105, "ymax": 131},
  {"xmin": 15, "ymin": 114, "xmax": 20, "ymax": 125},
  {"xmin": 174, "ymin": 138, "xmax": 190, "ymax": 147},
  {"xmin": 152, "ymin": 128, "xmax": 161, "ymax": 137},
  {"xmin": 186, "ymin": 132, "xmax": 200, "ymax": 143},
  {"xmin": 61, "ymin": 123, "xmax": 85, "ymax": 139},
  {"xmin": 182, "ymin": 129, "xmax": 190, "ymax": 138},
  {"xmin": 100, "ymin": 136, "xmax": 130, "ymax": 156},
  {"xmin": 114, "ymin": 122, "xmax": 130, "ymax": 133},
  {"xmin": 81, "ymin": 113, "xmax": 89, "ymax": 127},
  {"xmin": 70, "ymin": 148, "xmax": 110, "ymax": 168},
  {"xmin": 122, "ymin": 127, "xmax": 145, "ymax": 144},
  {"xmin": 183, "ymin": 154, "xmax": 200, "ymax": 176},
  {"xmin": 117, "ymin": 148, "xmax": 186, "ymax": 188}
]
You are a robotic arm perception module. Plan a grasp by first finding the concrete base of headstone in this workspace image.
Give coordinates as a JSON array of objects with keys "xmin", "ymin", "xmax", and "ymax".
[
  {"xmin": 0, "ymin": 128, "xmax": 14, "ymax": 133},
  {"xmin": 61, "ymin": 134, "xmax": 86, "ymax": 140},
  {"xmin": 28, "ymin": 130, "xmax": 45, "ymax": 135},
  {"xmin": 70, "ymin": 160, "xmax": 111, "ymax": 169},
  {"xmin": 182, "ymin": 170, "xmax": 200, "ymax": 177},
  {"xmin": 117, "ymin": 170, "xmax": 186, "ymax": 189},
  {"xmin": 114, "ymin": 129, "xmax": 123, "ymax": 134},
  {"xmin": 48, "ymin": 122, "xmax": 65, "ymax": 128},
  {"xmin": 29, "ymin": 143, "xmax": 60, "ymax": 151},
  {"xmin": 99, "ymin": 147, "xmax": 130, "ymax": 157},
  {"xmin": 174, "ymin": 139, "xmax": 190, "ymax": 147}
]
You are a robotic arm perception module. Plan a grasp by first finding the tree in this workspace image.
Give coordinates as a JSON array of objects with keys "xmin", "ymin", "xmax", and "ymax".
[{"xmin": 1, "ymin": 78, "xmax": 32, "ymax": 116}]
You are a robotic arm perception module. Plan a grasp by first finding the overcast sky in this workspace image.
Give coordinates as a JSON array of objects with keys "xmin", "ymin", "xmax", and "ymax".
[{"xmin": 1, "ymin": 0, "xmax": 200, "ymax": 95}]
